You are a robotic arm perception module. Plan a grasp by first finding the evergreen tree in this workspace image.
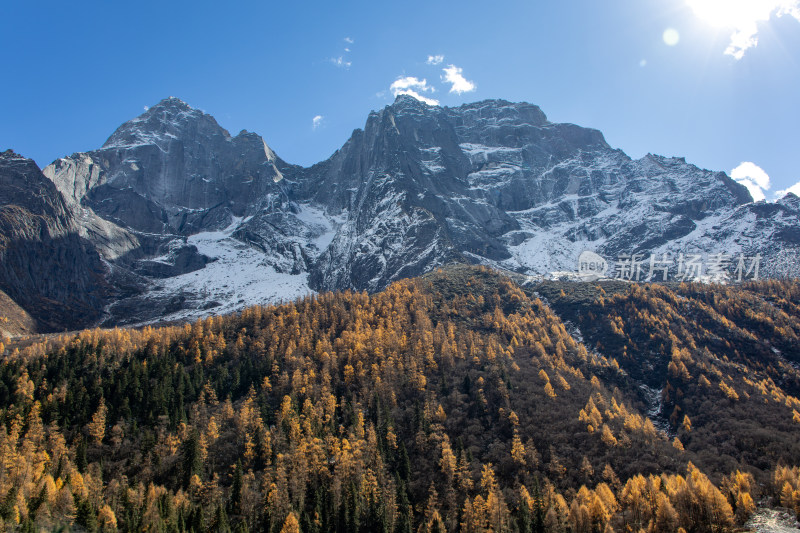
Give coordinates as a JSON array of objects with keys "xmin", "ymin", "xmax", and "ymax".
[
  {"xmin": 213, "ymin": 504, "xmax": 232, "ymax": 533},
  {"xmin": 230, "ymin": 460, "xmax": 243, "ymax": 516},
  {"xmin": 76, "ymin": 438, "xmax": 88, "ymax": 473},
  {"xmin": 75, "ymin": 496, "xmax": 98, "ymax": 532},
  {"xmin": 395, "ymin": 481, "xmax": 413, "ymax": 533},
  {"xmin": 181, "ymin": 430, "xmax": 203, "ymax": 488}
]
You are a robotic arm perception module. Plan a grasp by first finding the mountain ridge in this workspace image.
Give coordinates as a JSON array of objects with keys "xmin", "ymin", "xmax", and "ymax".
[{"xmin": 2, "ymin": 96, "xmax": 799, "ymax": 332}]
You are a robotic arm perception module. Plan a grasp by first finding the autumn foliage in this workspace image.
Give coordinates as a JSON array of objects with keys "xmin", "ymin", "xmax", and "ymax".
[{"xmin": 0, "ymin": 266, "xmax": 796, "ymax": 531}]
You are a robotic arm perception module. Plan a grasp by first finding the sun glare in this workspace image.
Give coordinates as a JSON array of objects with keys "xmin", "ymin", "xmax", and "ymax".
[
  {"xmin": 686, "ymin": 0, "xmax": 784, "ymax": 28},
  {"xmin": 663, "ymin": 28, "xmax": 681, "ymax": 45},
  {"xmin": 685, "ymin": 0, "xmax": 800, "ymax": 58}
]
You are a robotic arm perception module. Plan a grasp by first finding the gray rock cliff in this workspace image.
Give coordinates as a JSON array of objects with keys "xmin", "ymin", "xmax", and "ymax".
[
  {"xmin": 3, "ymin": 95, "xmax": 797, "ymax": 329},
  {"xmin": 0, "ymin": 150, "xmax": 108, "ymax": 331}
]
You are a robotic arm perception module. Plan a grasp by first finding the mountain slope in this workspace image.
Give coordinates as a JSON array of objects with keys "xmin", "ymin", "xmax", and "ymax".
[
  {"xmin": 45, "ymin": 97, "xmax": 291, "ymax": 235},
  {"xmin": 305, "ymin": 96, "xmax": 765, "ymax": 290},
  {"xmin": 0, "ymin": 150, "xmax": 107, "ymax": 332},
  {"xmin": 2, "ymin": 96, "xmax": 798, "ymax": 330},
  {"xmin": 42, "ymin": 98, "xmax": 341, "ymax": 327},
  {"xmin": 533, "ymin": 276, "xmax": 800, "ymax": 473},
  {"xmin": 0, "ymin": 266, "xmax": 798, "ymax": 531}
]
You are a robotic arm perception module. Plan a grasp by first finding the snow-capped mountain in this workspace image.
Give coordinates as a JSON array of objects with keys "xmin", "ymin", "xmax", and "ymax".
[
  {"xmin": 47, "ymin": 97, "xmax": 291, "ymax": 234},
  {"xmin": 42, "ymin": 98, "xmax": 340, "ymax": 325},
  {"xmin": 3, "ymin": 95, "xmax": 798, "ymax": 331},
  {"xmin": 303, "ymin": 96, "xmax": 763, "ymax": 290}
]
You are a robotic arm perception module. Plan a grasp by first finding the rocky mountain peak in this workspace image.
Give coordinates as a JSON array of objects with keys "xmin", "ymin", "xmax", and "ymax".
[
  {"xmin": 102, "ymin": 97, "xmax": 228, "ymax": 150},
  {"xmin": 389, "ymin": 93, "xmax": 438, "ymax": 111},
  {"xmin": 450, "ymin": 99, "xmax": 549, "ymax": 127},
  {"xmin": 1, "ymin": 149, "xmax": 26, "ymax": 161},
  {"xmin": 778, "ymin": 192, "xmax": 800, "ymax": 209},
  {"xmin": 161, "ymin": 95, "xmax": 193, "ymax": 109},
  {"xmin": 45, "ymin": 97, "xmax": 289, "ymax": 236},
  {"xmin": 3, "ymin": 96, "xmax": 798, "ymax": 331},
  {"xmin": 0, "ymin": 151, "xmax": 73, "ymax": 228}
]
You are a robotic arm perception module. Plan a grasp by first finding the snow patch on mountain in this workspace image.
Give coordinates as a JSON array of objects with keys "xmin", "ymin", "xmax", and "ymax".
[
  {"xmin": 502, "ymin": 227, "xmax": 603, "ymax": 274},
  {"xmin": 135, "ymin": 219, "xmax": 313, "ymax": 324},
  {"xmin": 459, "ymin": 143, "xmax": 524, "ymax": 161},
  {"xmin": 419, "ymin": 146, "xmax": 446, "ymax": 174},
  {"xmin": 292, "ymin": 203, "xmax": 346, "ymax": 253}
]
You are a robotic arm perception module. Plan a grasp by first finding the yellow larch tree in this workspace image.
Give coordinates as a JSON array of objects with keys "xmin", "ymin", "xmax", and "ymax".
[{"xmin": 87, "ymin": 398, "xmax": 107, "ymax": 445}]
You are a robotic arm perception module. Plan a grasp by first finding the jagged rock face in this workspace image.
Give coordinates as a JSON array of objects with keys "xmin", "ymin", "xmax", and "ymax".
[
  {"xmin": 44, "ymin": 97, "xmax": 292, "ymax": 235},
  {"xmin": 650, "ymin": 193, "xmax": 800, "ymax": 279},
  {"xmin": 0, "ymin": 150, "xmax": 74, "ymax": 236},
  {"xmin": 6, "ymin": 96, "xmax": 799, "ymax": 329},
  {"xmin": 40, "ymin": 98, "xmax": 318, "ymax": 326},
  {"xmin": 304, "ymin": 97, "xmax": 535, "ymax": 291},
  {"xmin": 304, "ymin": 96, "xmax": 759, "ymax": 290},
  {"xmin": 0, "ymin": 150, "xmax": 107, "ymax": 331},
  {"xmin": 38, "ymin": 98, "xmax": 338, "ymax": 327}
]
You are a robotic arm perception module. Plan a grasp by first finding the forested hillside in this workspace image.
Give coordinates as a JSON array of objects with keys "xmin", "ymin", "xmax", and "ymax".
[{"xmin": 0, "ymin": 265, "xmax": 798, "ymax": 532}]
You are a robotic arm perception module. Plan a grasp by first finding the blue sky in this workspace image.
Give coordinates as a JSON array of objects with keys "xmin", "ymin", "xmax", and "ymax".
[{"xmin": 1, "ymin": 0, "xmax": 799, "ymax": 199}]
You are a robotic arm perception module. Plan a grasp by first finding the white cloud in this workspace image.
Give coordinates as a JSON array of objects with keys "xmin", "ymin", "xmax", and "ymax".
[
  {"xmin": 144, "ymin": 106, "xmax": 149, "ymax": 111},
  {"xmin": 389, "ymin": 76, "xmax": 439, "ymax": 105},
  {"xmin": 344, "ymin": 47, "xmax": 351, "ymax": 52},
  {"xmin": 730, "ymin": 162, "xmax": 800, "ymax": 202},
  {"xmin": 344, "ymin": 37, "xmax": 354, "ymax": 44},
  {"xmin": 731, "ymin": 161, "xmax": 771, "ymax": 201},
  {"xmin": 639, "ymin": 59, "xmax": 648, "ymax": 67},
  {"xmin": 331, "ymin": 56, "xmax": 351, "ymax": 69},
  {"xmin": 442, "ymin": 64, "xmax": 476, "ymax": 94},
  {"xmin": 686, "ymin": 0, "xmax": 800, "ymax": 59},
  {"xmin": 427, "ymin": 54, "xmax": 444, "ymax": 65},
  {"xmin": 390, "ymin": 76, "xmax": 434, "ymax": 94},
  {"xmin": 725, "ymin": 24, "xmax": 760, "ymax": 59},
  {"xmin": 312, "ymin": 115, "xmax": 323, "ymax": 130},
  {"xmin": 775, "ymin": 180, "xmax": 800, "ymax": 198},
  {"xmin": 732, "ymin": 161, "xmax": 770, "ymax": 189}
]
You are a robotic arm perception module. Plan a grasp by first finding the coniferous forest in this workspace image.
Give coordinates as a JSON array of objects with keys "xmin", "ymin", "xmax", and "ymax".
[{"xmin": 0, "ymin": 265, "xmax": 799, "ymax": 532}]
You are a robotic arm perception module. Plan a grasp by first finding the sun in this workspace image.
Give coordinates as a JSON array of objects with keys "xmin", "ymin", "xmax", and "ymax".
[
  {"xmin": 685, "ymin": 0, "xmax": 779, "ymax": 28},
  {"xmin": 685, "ymin": 0, "xmax": 798, "ymax": 58}
]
